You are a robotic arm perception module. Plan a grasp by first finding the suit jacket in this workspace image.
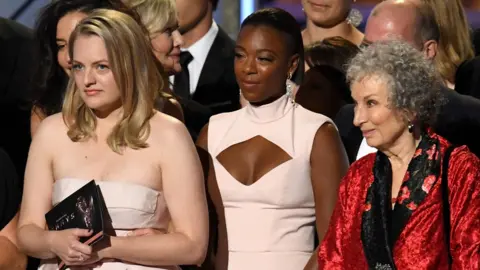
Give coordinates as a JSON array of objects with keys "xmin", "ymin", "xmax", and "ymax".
[
  {"xmin": 335, "ymin": 86, "xmax": 480, "ymax": 163},
  {"xmin": 0, "ymin": 17, "xmax": 34, "ymax": 180},
  {"xmin": 0, "ymin": 148, "xmax": 21, "ymax": 230},
  {"xmin": 183, "ymin": 27, "xmax": 239, "ymax": 141},
  {"xmin": 334, "ymin": 104, "xmax": 362, "ymax": 164},
  {"xmin": 455, "ymin": 56, "xmax": 480, "ymax": 99},
  {"xmin": 473, "ymin": 28, "xmax": 479, "ymax": 56}
]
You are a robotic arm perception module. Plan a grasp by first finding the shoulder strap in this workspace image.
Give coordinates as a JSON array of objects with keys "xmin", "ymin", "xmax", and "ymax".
[{"xmin": 442, "ymin": 145, "xmax": 456, "ymax": 267}]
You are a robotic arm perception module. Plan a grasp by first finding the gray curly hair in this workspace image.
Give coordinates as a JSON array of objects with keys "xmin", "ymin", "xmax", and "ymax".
[{"xmin": 347, "ymin": 40, "xmax": 443, "ymax": 126}]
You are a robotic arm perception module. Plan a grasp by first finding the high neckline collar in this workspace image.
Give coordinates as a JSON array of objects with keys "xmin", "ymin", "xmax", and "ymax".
[{"xmin": 245, "ymin": 94, "xmax": 293, "ymax": 123}]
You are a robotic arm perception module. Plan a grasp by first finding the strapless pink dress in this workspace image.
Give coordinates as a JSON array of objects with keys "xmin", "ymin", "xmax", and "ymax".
[{"xmin": 38, "ymin": 178, "xmax": 179, "ymax": 270}]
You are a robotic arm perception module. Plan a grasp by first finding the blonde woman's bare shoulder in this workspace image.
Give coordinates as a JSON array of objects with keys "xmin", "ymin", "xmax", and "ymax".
[
  {"xmin": 149, "ymin": 111, "xmax": 190, "ymax": 142},
  {"xmin": 33, "ymin": 113, "xmax": 68, "ymax": 142}
]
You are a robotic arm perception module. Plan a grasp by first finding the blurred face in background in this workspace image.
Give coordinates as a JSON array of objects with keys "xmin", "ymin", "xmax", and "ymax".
[
  {"xmin": 363, "ymin": 4, "xmax": 438, "ymax": 60},
  {"xmin": 175, "ymin": 0, "xmax": 210, "ymax": 34},
  {"xmin": 57, "ymin": 11, "xmax": 87, "ymax": 76},
  {"xmin": 302, "ymin": 0, "xmax": 351, "ymax": 27},
  {"xmin": 151, "ymin": 27, "xmax": 184, "ymax": 75}
]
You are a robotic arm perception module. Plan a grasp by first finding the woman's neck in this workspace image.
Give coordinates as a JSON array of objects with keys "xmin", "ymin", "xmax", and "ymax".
[
  {"xmin": 249, "ymin": 93, "xmax": 285, "ymax": 107},
  {"xmin": 302, "ymin": 19, "xmax": 364, "ymax": 46},
  {"xmin": 93, "ymin": 106, "xmax": 123, "ymax": 136},
  {"xmin": 381, "ymin": 131, "xmax": 421, "ymax": 169},
  {"xmin": 245, "ymin": 93, "xmax": 291, "ymax": 124}
]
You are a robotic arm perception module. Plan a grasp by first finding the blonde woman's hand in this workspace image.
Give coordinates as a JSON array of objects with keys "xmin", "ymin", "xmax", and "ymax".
[{"xmin": 47, "ymin": 228, "xmax": 93, "ymax": 266}]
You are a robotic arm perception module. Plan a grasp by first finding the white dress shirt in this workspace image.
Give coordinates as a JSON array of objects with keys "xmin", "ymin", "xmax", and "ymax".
[
  {"xmin": 356, "ymin": 137, "xmax": 377, "ymax": 160},
  {"xmin": 170, "ymin": 21, "xmax": 219, "ymax": 95}
]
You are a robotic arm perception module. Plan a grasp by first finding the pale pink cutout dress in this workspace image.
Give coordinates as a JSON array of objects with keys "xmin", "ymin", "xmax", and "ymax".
[{"xmin": 207, "ymin": 94, "xmax": 333, "ymax": 270}]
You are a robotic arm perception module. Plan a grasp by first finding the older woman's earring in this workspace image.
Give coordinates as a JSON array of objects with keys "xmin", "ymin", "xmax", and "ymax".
[
  {"xmin": 408, "ymin": 122, "xmax": 414, "ymax": 133},
  {"xmin": 286, "ymin": 73, "xmax": 295, "ymax": 104}
]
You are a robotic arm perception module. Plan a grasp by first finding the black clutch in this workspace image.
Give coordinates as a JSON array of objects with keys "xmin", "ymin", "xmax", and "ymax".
[{"xmin": 45, "ymin": 180, "xmax": 105, "ymax": 270}]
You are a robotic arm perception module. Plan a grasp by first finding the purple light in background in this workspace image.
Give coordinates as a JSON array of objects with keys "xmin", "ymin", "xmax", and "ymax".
[{"xmin": 263, "ymin": 2, "xmax": 480, "ymax": 28}]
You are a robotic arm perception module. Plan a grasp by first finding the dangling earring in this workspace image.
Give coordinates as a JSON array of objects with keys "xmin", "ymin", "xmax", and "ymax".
[
  {"xmin": 408, "ymin": 122, "xmax": 414, "ymax": 133},
  {"xmin": 286, "ymin": 73, "xmax": 295, "ymax": 104},
  {"xmin": 346, "ymin": 0, "xmax": 363, "ymax": 27}
]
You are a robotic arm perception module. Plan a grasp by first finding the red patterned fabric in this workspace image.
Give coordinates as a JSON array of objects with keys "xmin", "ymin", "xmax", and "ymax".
[{"xmin": 318, "ymin": 134, "xmax": 480, "ymax": 270}]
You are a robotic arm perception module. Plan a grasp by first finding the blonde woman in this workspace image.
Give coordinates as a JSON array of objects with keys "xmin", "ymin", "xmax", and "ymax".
[
  {"xmin": 120, "ymin": 0, "xmax": 189, "ymax": 235},
  {"xmin": 122, "ymin": 0, "xmax": 183, "ymax": 74},
  {"xmin": 17, "ymin": 9, "xmax": 208, "ymax": 270},
  {"xmin": 122, "ymin": 0, "xmax": 185, "ymax": 120},
  {"xmin": 415, "ymin": 0, "xmax": 474, "ymax": 88},
  {"xmin": 30, "ymin": 0, "xmax": 184, "ymax": 138}
]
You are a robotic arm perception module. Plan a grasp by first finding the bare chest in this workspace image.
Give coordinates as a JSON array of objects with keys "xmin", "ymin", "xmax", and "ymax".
[
  {"xmin": 216, "ymin": 135, "xmax": 292, "ymax": 186},
  {"xmin": 52, "ymin": 139, "xmax": 161, "ymax": 190}
]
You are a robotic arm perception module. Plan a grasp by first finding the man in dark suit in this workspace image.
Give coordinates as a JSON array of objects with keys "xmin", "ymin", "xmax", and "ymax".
[
  {"xmin": 455, "ymin": 56, "xmax": 480, "ymax": 99},
  {"xmin": 335, "ymin": 0, "xmax": 480, "ymax": 163},
  {"xmin": 0, "ymin": 148, "xmax": 27, "ymax": 269},
  {"xmin": 174, "ymin": 0, "xmax": 239, "ymax": 140},
  {"xmin": 0, "ymin": 17, "xmax": 34, "ymax": 181},
  {"xmin": 473, "ymin": 28, "xmax": 479, "ymax": 56},
  {"xmin": 0, "ymin": 17, "xmax": 39, "ymax": 270}
]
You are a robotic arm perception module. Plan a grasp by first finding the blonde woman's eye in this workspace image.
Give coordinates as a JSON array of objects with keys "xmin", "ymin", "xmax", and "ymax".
[{"xmin": 72, "ymin": 64, "xmax": 83, "ymax": 71}]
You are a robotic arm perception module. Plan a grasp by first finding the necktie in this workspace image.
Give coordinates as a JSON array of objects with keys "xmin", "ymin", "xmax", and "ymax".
[{"xmin": 173, "ymin": 51, "xmax": 193, "ymax": 101}]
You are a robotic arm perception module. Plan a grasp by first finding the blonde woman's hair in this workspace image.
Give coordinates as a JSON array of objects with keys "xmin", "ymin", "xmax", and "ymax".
[
  {"xmin": 122, "ymin": 0, "xmax": 177, "ymax": 36},
  {"xmin": 421, "ymin": 0, "xmax": 474, "ymax": 84},
  {"xmin": 63, "ymin": 9, "xmax": 166, "ymax": 154}
]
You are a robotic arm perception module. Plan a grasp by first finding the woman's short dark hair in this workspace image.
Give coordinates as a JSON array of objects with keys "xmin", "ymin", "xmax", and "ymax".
[
  {"xmin": 305, "ymin": 36, "xmax": 360, "ymax": 73},
  {"xmin": 296, "ymin": 65, "xmax": 351, "ymax": 118},
  {"xmin": 241, "ymin": 8, "xmax": 304, "ymax": 84},
  {"xmin": 211, "ymin": 0, "xmax": 219, "ymax": 10},
  {"xmin": 31, "ymin": 0, "xmax": 134, "ymax": 116}
]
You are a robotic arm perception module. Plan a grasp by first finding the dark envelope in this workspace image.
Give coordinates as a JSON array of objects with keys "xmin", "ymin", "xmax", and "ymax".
[{"xmin": 45, "ymin": 180, "xmax": 105, "ymax": 270}]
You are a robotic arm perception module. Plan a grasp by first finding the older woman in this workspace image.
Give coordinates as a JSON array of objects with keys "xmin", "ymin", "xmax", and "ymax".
[{"xmin": 318, "ymin": 40, "xmax": 480, "ymax": 269}]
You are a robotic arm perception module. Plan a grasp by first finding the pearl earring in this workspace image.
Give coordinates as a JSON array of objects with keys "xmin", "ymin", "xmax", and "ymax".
[{"xmin": 408, "ymin": 123, "xmax": 414, "ymax": 133}]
